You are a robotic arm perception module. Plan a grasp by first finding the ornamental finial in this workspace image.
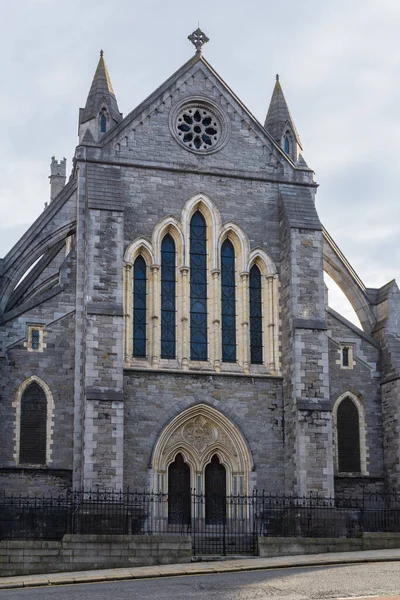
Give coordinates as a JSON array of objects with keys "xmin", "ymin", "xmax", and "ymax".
[
  {"xmin": 276, "ymin": 74, "xmax": 279, "ymax": 82},
  {"xmin": 188, "ymin": 27, "xmax": 209, "ymax": 54},
  {"xmin": 100, "ymin": 49, "xmax": 104, "ymax": 58}
]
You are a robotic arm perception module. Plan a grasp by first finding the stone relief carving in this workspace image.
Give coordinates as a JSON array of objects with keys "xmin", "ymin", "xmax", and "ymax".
[{"xmin": 182, "ymin": 415, "xmax": 217, "ymax": 453}]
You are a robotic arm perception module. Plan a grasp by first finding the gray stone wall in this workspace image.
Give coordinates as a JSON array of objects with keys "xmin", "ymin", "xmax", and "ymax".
[
  {"xmin": 0, "ymin": 535, "xmax": 191, "ymax": 577},
  {"xmin": 327, "ymin": 310, "xmax": 383, "ymax": 482},
  {"xmin": 123, "ymin": 370, "xmax": 284, "ymax": 492}
]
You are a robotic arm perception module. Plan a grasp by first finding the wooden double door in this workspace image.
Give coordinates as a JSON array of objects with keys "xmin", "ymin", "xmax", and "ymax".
[{"xmin": 168, "ymin": 453, "xmax": 226, "ymax": 525}]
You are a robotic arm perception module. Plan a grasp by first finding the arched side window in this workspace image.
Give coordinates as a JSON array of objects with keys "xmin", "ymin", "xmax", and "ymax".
[
  {"xmin": 249, "ymin": 264, "xmax": 263, "ymax": 364},
  {"xmin": 221, "ymin": 239, "xmax": 236, "ymax": 362},
  {"xmin": 133, "ymin": 255, "xmax": 147, "ymax": 357},
  {"xmin": 190, "ymin": 211, "xmax": 208, "ymax": 361},
  {"xmin": 337, "ymin": 397, "xmax": 361, "ymax": 473},
  {"xmin": 161, "ymin": 234, "xmax": 176, "ymax": 359},
  {"xmin": 100, "ymin": 113, "xmax": 107, "ymax": 133},
  {"xmin": 20, "ymin": 382, "xmax": 47, "ymax": 465},
  {"xmin": 284, "ymin": 136, "xmax": 290, "ymax": 154}
]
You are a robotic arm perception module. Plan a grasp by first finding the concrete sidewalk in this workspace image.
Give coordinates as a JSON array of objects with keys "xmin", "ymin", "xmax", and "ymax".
[{"xmin": 1, "ymin": 548, "xmax": 400, "ymax": 590}]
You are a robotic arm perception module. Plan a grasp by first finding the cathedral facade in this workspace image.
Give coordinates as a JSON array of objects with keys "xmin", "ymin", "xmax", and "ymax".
[{"xmin": 1, "ymin": 33, "xmax": 400, "ymax": 500}]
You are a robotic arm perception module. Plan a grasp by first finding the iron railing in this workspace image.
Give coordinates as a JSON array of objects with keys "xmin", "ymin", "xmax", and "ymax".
[{"xmin": 1, "ymin": 490, "xmax": 400, "ymax": 554}]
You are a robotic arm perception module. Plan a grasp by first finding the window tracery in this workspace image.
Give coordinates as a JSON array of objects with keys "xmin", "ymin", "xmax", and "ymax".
[
  {"xmin": 221, "ymin": 239, "xmax": 236, "ymax": 362},
  {"xmin": 124, "ymin": 195, "xmax": 279, "ymax": 374},
  {"xmin": 161, "ymin": 234, "xmax": 176, "ymax": 359},
  {"xmin": 249, "ymin": 264, "xmax": 263, "ymax": 364},
  {"xmin": 133, "ymin": 255, "xmax": 147, "ymax": 357},
  {"xmin": 190, "ymin": 211, "xmax": 208, "ymax": 361}
]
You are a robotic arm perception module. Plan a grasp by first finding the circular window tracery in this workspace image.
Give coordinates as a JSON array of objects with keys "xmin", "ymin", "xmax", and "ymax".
[
  {"xmin": 170, "ymin": 98, "xmax": 229, "ymax": 155},
  {"xmin": 177, "ymin": 107, "xmax": 219, "ymax": 151}
]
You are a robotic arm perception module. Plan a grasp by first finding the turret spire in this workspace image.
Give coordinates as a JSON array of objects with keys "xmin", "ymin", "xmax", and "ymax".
[
  {"xmin": 78, "ymin": 51, "xmax": 122, "ymax": 143},
  {"xmin": 264, "ymin": 75, "xmax": 303, "ymax": 160}
]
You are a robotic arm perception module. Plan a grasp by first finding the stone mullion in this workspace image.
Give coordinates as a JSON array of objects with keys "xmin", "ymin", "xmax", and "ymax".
[
  {"xmin": 150, "ymin": 264, "xmax": 160, "ymax": 367},
  {"xmin": 267, "ymin": 274, "xmax": 277, "ymax": 374},
  {"xmin": 240, "ymin": 271, "xmax": 250, "ymax": 374},
  {"xmin": 212, "ymin": 269, "xmax": 221, "ymax": 372},
  {"xmin": 180, "ymin": 266, "xmax": 190, "ymax": 370},
  {"xmin": 123, "ymin": 263, "xmax": 133, "ymax": 363}
]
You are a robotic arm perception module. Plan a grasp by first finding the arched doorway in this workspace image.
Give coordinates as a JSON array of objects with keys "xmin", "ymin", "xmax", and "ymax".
[
  {"xmin": 205, "ymin": 454, "xmax": 226, "ymax": 525},
  {"xmin": 168, "ymin": 453, "xmax": 191, "ymax": 525}
]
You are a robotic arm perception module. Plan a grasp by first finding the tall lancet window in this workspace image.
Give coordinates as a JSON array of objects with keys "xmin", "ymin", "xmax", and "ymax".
[
  {"xmin": 161, "ymin": 234, "xmax": 176, "ymax": 359},
  {"xmin": 249, "ymin": 265, "xmax": 263, "ymax": 364},
  {"xmin": 221, "ymin": 239, "xmax": 236, "ymax": 362},
  {"xmin": 133, "ymin": 255, "xmax": 147, "ymax": 357},
  {"xmin": 100, "ymin": 113, "xmax": 107, "ymax": 133},
  {"xmin": 284, "ymin": 136, "xmax": 290, "ymax": 154},
  {"xmin": 190, "ymin": 211, "xmax": 208, "ymax": 361},
  {"xmin": 20, "ymin": 383, "xmax": 47, "ymax": 465},
  {"xmin": 337, "ymin": 397, "xmax": 361, "ymax": 473}
]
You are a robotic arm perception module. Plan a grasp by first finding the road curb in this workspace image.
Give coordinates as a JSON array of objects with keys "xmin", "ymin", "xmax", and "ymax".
[{"xmin": 1, "ymin": 554, "xmax": 400, "ymax": 589}]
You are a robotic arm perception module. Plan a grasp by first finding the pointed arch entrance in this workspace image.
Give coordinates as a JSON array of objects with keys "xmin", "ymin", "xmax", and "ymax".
[
  {"xmin": 151, "ymin": 403, "xmax": 253, "ymax": 499},
  {"xmin": 168, "ymin": 453, "xmax": 191, "ymax": 524}
]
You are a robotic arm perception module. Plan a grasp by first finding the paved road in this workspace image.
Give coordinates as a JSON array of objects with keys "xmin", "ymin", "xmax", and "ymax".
[{"xmin": 1, "ymin": 562, "xmax": 400, "ymax": 599}]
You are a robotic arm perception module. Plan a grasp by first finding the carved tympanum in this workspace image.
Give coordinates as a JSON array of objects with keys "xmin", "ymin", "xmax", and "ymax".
[{"xmin": 182, "ymin": 415, "xmax": 217, "ymax": 453}]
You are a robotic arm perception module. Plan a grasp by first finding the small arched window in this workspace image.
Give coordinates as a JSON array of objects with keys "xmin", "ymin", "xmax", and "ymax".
[
  {"xmin": 100, "ymin": 113, "xmax": 107, "ymax": 133},
  {"xmin": 133, "ymin": 255, "xmax": 147, "ymax": 357},
  {"xmin": 20, "ymin": 382, "xmax": 47, "ymax": 465},
  {"xmin": 161, "ymin": 234, "xmax": 176, "ymax": 359},
  {"xmin": 249, "ymin": 264, "xmax": 263, "ymax": 364},
  {"xmin": 190, "ymin": 211, "xmax": 208, "ymax": 361},
  {"xmin": 221, "ymin": 239, "xmax": 236, "ymax": 362},
  {"xmin": 284, "ymin": 136, "xmax": 290, "ymax": 154},
  {"xmin": 337, "ymin": 397, "xmax": 361, "ymax": 473}
]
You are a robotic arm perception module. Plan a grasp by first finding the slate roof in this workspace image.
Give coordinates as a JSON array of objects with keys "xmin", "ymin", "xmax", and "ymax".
[{"xmin": 279, "ymin": 187, "xmax": 321, "ymax": 230}]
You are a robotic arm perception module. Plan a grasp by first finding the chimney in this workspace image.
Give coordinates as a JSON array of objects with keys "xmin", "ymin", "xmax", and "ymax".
[{"xmin": 49, "ymin": 157, "xmax": 66, "ymax": 202}]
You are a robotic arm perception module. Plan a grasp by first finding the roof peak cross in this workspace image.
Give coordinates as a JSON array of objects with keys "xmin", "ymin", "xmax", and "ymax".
[{"xmin": 188, "ymin": 27, "xmax": 209, "ymax": 54}]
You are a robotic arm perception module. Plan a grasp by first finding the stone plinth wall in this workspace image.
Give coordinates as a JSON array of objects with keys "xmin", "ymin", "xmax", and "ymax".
[
  {"xmin": 0, "ymin": 534, "xmax": 191, "ymax": 577},
  {"xmin": 258, "ymin": 532, "xmax": 400, "ymax": 558}
]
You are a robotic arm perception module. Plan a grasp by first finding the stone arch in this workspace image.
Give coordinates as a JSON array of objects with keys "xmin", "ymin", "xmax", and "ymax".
[
  {"xmin": 181, "ymin": 193, "xmax": 222, "ymax": 269},
  {"xmin": 151, "ymin": 403, "xmax": 254, "ymax": 495},
  {"xmin": 12, "ymin": 375, "xmax": 55, "ymax": 466},
  {"xmin": 248, "ymin": 247, "xmax": 277, "ymax": 276},
  {"xmin": 151, "ymin": 216, "xmax": 184, "ymax": 268},
  {"xmin": 323, "ymin": 229, "xmax": 375, "ymax": 332},
  {"xmin": 218, "ymin": 222, "xmax": 250, "ymax": 273},
  {"xmin": 124, "ymin": 238, "xmax": 154, "ymax": 266},
  {"xmin": 332, "ymin": 391, "xmax": 368, "ymax": 476}
]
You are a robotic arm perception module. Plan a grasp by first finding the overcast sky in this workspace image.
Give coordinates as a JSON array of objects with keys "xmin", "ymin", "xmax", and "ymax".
[{"xmin": 1, "ymin": 0, "xmax": 399, "ymax": 325}]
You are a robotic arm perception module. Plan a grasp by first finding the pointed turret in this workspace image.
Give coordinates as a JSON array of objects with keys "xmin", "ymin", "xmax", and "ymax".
[
  {"xmin": 264, "ymin": 75, "xmax": 303, "ymax": 163},
  {"xmin": 78, "ymin": 50, "xmax": 122, "ymax": 144}
]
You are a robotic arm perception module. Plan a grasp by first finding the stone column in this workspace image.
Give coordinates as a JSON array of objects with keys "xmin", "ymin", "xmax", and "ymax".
[
  {"xmin": 212, "ymin": 269, "xmax": 221, "ymax": 372},
  {"xmin": 240, "ymin": 271, "xmax": 250, "ymax": 374},
  {"xmin": 150, "ymin": 264, "xmax": 160, "ymax": 367},
  {"xmin": 266, "ymin": 274, "xmax": 276, "ymax": 374},
  {"xmin": 180, "ymin": 266, "xmax": 190, "ymax": 369}
]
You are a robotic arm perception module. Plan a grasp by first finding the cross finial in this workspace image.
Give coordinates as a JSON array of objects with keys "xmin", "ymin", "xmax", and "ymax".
[
  {"xmin": 276, "ymin": 74, "xmax": 279, "ymax": 82},
  {"xmin": 100, "ymin": 49, "xmax": 104, "ymax": 58},
  {"xmin": 188, "ymin": 27, "xmax": 209, "ymax": 54}
]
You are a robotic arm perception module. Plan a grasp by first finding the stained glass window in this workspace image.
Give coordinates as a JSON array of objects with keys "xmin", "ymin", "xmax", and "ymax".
[
  {"xmin": 337, "ymin": 397, "xmax": 361, "ymax": 473},
  {"xmin": 190, "ymin": 211, "xmax": 208, "ymax": 360},
  {"xmin": 250, "ymin": 265, "xmax": 263, "ymax": 364},
  {"xmin": 284, "ymin": 136, "xmax": 290, "ymax": 154},
  {"xmin": 100, "ymin": 113, "xmax": 107, "ymax": 133},
  {"xmin": 31, "ymin": 329, "xmax": 40, "ymax": 350},
  {"xmin": 221, "ymin": 239, "xmax": 236, "ymax": 362},
  {"xmin": 20, "ymin": 383, "xmax": 47, "ymax": 465},
  {"xmin": 133, "ymin": 255, "xmax": 146, "ymax": 357},
  {"xmin": 342, "ymin": 347, "xmax": 349, "ymax": 367},
  {"xmin": 161, "ymin": 234, "xmax": 176, "ymax": 359}
]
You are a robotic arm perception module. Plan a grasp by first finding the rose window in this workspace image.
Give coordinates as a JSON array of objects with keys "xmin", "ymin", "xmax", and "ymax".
[{"xmin": 176, "ymin": 107, "xmax": 219, "ymax": 151}]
